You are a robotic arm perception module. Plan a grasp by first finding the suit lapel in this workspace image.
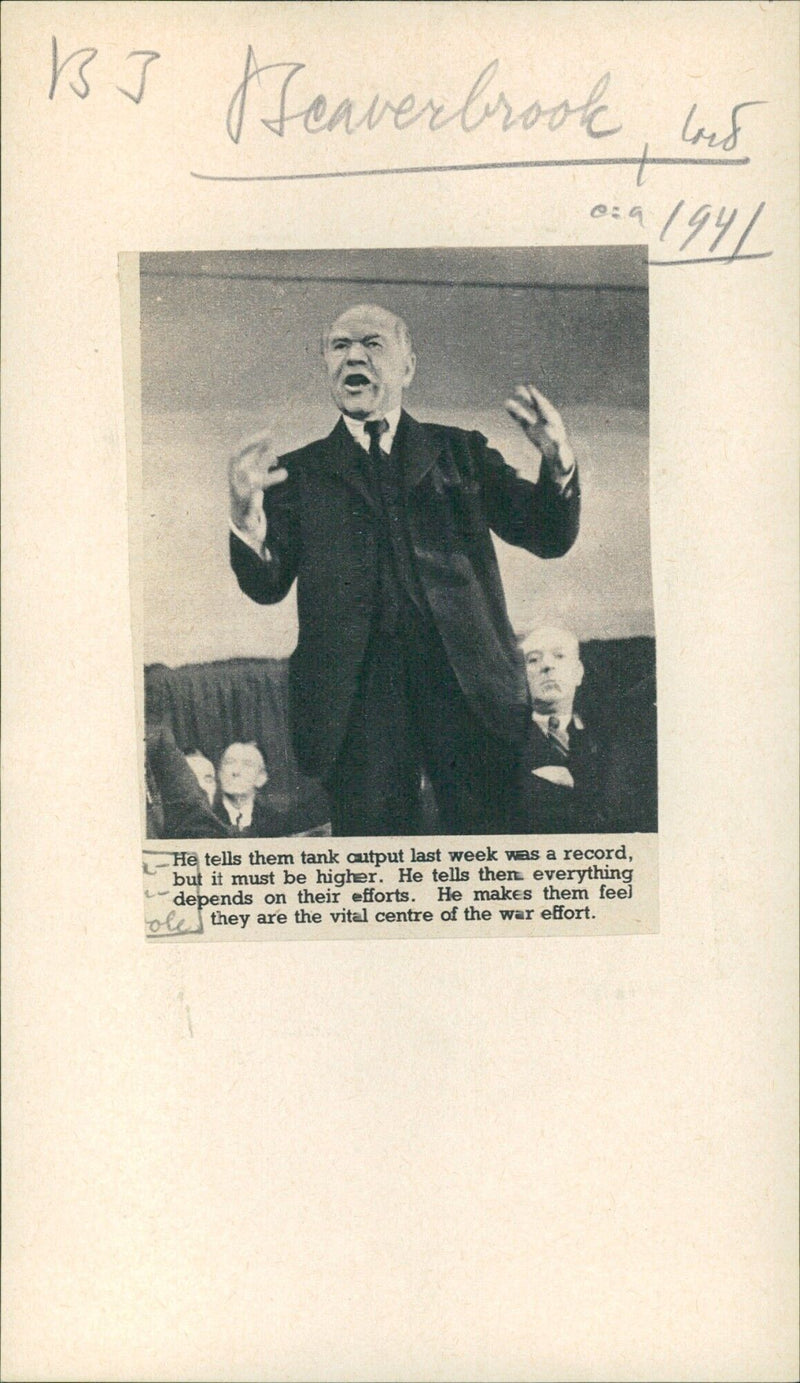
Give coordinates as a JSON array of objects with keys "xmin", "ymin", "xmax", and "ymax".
[
  {"xmin": 529, "ymin": 720, "xmax": 551, "ymax": 768},
  {"xmin": 395, "ymin": 411, "xmax": 443, "ymax": 490},
  {"xmin": 320, "ymin": 416, "xmax": 376, "ymax": 508},
  {"xmin": 318, "ymin": 412, "xmax": 443, "ymax": 503}
]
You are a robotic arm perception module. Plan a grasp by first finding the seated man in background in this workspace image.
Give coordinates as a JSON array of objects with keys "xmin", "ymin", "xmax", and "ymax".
[
  {"xmin": 145, "ymin": 664, "xmax": 233, "ymax": 839},
  {"xmin": 146, "ymin": 726, "xmax": 233, "ymax": 839},
  {"xmin": 215, "ymin": 740, "xmax": 302, "ymax": 837},
  {"xmin": 520, "ymin": 623, "xmax": 609, "ymax": 833},
  {"xmin": 184, "ymin": 749, "xmax": 218, "ymax": 806}
]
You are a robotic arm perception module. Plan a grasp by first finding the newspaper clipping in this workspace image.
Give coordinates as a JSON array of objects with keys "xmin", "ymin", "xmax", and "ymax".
[{"xmin": 131, "ymin": 246, "xmax": 658, "ymax": 941}]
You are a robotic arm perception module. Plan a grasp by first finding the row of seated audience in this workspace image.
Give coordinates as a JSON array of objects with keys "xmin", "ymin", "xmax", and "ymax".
[
  {"xmin": 145, "ymin": 623, "xmax": 657, "ymax": 839},
  {"xmin": 145, "ymin": 735, "xmax": 331, "ymax": 839}
]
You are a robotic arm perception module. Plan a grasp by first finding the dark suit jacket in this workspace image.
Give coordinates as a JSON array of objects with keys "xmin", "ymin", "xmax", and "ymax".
[
  {"xmin": 521, "ymin": 717, "xmax": 609, "ymax": 834},
  {"xmin": 230, "ymin": 411, "xmax": 580, "ymax": 777},
  {"xmin": 604, "ymin": 674, "xmax": 658, "ymax": 832},
  {"xmin": 215, "ymin": 787, "xmax": 330, "ymax": 837}
]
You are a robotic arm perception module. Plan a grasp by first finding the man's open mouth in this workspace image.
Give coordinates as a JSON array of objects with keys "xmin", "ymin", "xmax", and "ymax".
[{"xmin": 343, "ymin": 372, "xmax": 372, "ymax": 390}]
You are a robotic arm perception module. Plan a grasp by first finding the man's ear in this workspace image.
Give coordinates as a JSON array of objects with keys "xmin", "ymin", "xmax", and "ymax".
[
  {"xmin": 403, "ymin": 351, "xmax": 417, "ymax": 389},
  {"xmin": 254, "ymin": 767, "xmax": 267, "ymax": 790},
  {"xmin": 576, "ymin": 659, "xmax": 585, "ymax": 689}
]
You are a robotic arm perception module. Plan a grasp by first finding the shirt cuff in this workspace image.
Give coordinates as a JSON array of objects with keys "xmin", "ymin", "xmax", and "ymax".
[
  {"xmin": 550, "ymin": 462, "xmax": 577, "ymax": 495},
  {"xmin": 230, "ymin": 519, "xmax": 271, "ymax": 562}
]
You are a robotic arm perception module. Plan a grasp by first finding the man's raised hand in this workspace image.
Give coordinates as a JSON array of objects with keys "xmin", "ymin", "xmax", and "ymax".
[
  {"xmin": 228, "ymin": 426, "xmax": 288, "ymax": 543},
  {"xmin": 504, "ymin": 384, "xmax": 575, "ymax": 482}
]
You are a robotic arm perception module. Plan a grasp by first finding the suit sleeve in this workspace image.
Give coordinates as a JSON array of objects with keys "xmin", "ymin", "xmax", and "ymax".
[
  {"xmin": 229, "ymin": 464, "xmax": 301, "ymax": 604},
  {"xmin": 474, "ymin": 432, "xmax": 580, "ymax": 558}
]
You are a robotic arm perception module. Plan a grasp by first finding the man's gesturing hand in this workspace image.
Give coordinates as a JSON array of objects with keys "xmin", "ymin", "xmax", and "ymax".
[
  {"xmin": 228, "ymin": 427, "xmax": 288, "ymax": 545},
  {"xmin": 504, "ymin": 385, "xmax": 575, "ymax": 483}
]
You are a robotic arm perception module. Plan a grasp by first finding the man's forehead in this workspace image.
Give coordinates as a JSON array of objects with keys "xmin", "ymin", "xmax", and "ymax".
[{"xmin": 328, "ymin": 306, "xmax": 400, "ymax": 338}]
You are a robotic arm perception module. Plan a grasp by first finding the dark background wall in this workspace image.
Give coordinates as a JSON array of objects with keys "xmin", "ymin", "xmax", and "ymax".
[{"xmin": 140, "ymin": 247, "xmax": 651, "ymax": 665}]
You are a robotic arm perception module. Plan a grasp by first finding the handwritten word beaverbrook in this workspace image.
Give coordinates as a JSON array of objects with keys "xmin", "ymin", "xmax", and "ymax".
[{"xmin": 226, "ymin": 55, "xmax": 622, "ymax": 145}]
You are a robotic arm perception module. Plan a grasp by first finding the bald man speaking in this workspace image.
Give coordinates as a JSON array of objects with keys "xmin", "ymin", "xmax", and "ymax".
[{"xmin": 229, "ymin": 304, "xmax": 579, "ymax": 835}]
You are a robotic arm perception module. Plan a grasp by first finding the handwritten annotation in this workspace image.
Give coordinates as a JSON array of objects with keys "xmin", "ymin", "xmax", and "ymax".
[
  {"xmin": 144, "ymin": 854, "xmax": 203, "ymax": 937},
  {"xmin": 47, "ymin": 39, "xmax": 771, "ymax": 267},
  {"xmin": 226, "ymin": 55, "xmax": 622, "ymax": 144}
]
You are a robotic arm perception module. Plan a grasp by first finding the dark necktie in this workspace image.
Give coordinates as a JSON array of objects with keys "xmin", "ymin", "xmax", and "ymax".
[
  {"xmin": 547, "ymin": 714, "xmax": 570, "ymax": 758},
  {"xmin": 364, "ymin": 417, "xmax": 389, "ymax": 466},
  {"xmin": 362, "ymin": 418, "xmax": 403, "ymax": 632}
]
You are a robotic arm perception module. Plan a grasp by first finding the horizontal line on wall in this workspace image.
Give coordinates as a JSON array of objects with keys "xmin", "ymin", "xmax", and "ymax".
[{"xmin": 140, "ymin": 271, "xmax": 648, "ymax": 293}]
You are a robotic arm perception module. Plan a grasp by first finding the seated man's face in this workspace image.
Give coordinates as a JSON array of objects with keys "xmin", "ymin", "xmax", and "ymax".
[
  {"xmin": 185, "ymin": 752, "xmax": 217, "ymax": 804},
  {"xmin": 523, "ymin": 626, "xmax": 584, "ymax": 713},
  {"xmin": 218, "ymin": 743, "xmax": 267, "ymax": 799}
]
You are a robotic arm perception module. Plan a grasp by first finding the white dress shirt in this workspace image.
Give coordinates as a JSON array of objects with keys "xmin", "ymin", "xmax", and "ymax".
[
  {"xmin": 221, "ymin": 795, "xmax": 255, "ymax": 831},
  {"xmin": 532, "ymin": 710, "xmax": 583, "ymax": 788},
  {"xmin": 340, "ymin": 405, "xmax": 402, "ymax": 455}
]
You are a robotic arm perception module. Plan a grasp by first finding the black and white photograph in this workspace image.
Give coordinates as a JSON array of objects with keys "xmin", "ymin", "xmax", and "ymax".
[{"xmin": 140, "ymin": 246, "xmax": 656, "ymax": 841}]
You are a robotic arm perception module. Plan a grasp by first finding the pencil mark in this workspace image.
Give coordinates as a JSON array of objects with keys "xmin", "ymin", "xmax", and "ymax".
[
  {"xmin": 225, "ymin": 55, "xmax": 623, "ymax": 146},
  {"xmin": 49, "ymin": 35, "xmax": 97, "ymax": 100},
  {"xmin": 650, "ymin": 199, "xmax": 768, "ymax": 265},
  {"xmin": 116, "ymin": 50, "xmax": 161, "ymax": 105},
  {"xmin": 143, "ymin": 850, "xmax": 203, "ymax": 938},
  {"xmin": 648, "ymin": 251, "xmax": 772, "ymax": 266},
  {"xmin": 190, "ymin": 153, "xmax": 750, "ymax": 183},
  {"xmin": 681, "ymin": 100, "xmax": 766, "ymax": 152}
]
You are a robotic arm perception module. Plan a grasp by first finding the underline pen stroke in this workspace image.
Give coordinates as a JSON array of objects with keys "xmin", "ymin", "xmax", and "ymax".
[{"xmin": 189, "ymin": 154, "xmax": 750, "ymax": 183}]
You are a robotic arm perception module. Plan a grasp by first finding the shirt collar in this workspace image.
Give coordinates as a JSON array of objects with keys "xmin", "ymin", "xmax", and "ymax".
[
  {"xmin": 341, "ymin": 406, "xmax": 402, "ymax": 454},
  {"xmin": 222, "ymin": 794, "xmax": 254, "ymax": 829}
]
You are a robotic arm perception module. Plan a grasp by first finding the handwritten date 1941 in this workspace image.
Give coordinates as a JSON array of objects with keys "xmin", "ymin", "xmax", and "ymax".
[
  {"xmin": 655, "ymin": 200, "xmax": 769, "ymax": 265},
  {"xmin": 591, "ymin": 199, "xmax": 770, "ymax": 266}
]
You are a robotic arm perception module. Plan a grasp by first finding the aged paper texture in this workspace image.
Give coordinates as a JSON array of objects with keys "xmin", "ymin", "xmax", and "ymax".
[{"xmin": 2, "ymin": 3, "xmax": 798, "ymax": 1380}]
